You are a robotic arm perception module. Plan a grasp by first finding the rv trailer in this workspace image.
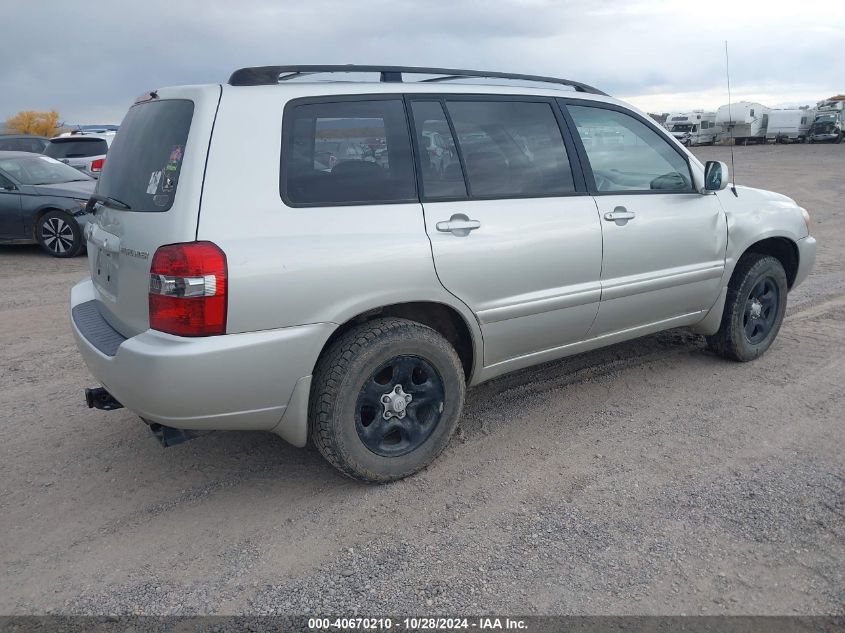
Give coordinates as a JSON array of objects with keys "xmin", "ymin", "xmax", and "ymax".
[
  {"xmin": 766, "ymin": 109, "xmax": 815, "ymax": 143},
  {"xmin": 716, "ymin": 101, "xmax": 770, "ymax": 144},
  {"xmin": 665, "ymin": 110, "xmax": 717, "ymax": 146}
]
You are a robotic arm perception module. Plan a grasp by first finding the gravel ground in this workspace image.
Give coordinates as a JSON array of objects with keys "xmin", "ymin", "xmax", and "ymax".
[{"xmin": 0, "ymin": 143, "xmax": 843, "ymax": 616}]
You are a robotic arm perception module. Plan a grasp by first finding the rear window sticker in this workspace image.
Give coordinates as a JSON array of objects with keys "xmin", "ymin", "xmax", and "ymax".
[
  {"xmin": 161, "ymin": 172, "xmax": 177, "ymax": 192},
  {"xmin": 168, "ymin": 145, "xmax": 184, "ymax": 163},
  {"xmin": 146, "ymin": 170, "xmax": 162, "ymax": 194}
]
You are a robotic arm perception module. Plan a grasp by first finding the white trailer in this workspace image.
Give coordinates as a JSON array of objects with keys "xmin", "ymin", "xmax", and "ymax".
[
  {"xmin": 766, "ymin": 109, "xmax": 815, "ymax": 143},
  {"xmin": 716, "ymin": 101, "xmax": 770, "ymax": 144},
  {"xmin": 665, "ymin": 110, "xmax": 718, "ymax": 146}
]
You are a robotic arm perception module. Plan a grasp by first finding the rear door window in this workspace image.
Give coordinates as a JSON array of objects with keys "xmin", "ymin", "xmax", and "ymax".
[
  {"xmin": 95, "ymin": 99, "xmax": 194, "ymax": 212},
  {"xmin": 409, "ymin": 101, "xmax": 466, "ymax": 199},
  {"xmin": 282, "ymin": 99, "xmax": 416, "ymax": 206},
  {"xmin": 45, "ymin": 138, "xmax": 108, "ymax": 158},
  {"xmin": 444, "ymin": 100, "xmax": 575, "ymax": 198}
]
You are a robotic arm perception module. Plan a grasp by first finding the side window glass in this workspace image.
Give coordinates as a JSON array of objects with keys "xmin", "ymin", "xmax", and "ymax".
[
  {"xmin": 283, "ymin": 99, "xmax": 416, "ymax": 205},
  {"xmin": 445, "ymin": 100, "xmax": 575, "ymax": 197},
  {"xmin": 567, "ymin": 105, "xmax": 693, "ymax": 192},
  {"xmin": 410, "ymin": 101, "xmax": 466, "ymax": 199}
]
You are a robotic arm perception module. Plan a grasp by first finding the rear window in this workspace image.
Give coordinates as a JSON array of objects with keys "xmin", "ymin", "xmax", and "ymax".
[
  {"xmin": 96, "ymin": 99, "xmax": 194, "ymax": 212},
  {"xmin": 45, "ymin": 138, "xmax": 108, "ymax": 158}
]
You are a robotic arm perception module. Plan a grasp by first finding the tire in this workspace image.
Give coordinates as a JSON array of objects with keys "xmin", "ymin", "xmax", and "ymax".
[
  {"xmin": 36, "ymin": 210, "xmax": 83, "ymax": 257},
  {"xmin": 707, "ymin": 254, "xmax": 788, "ymax": 362},
  {"xmin": 310, "ymin": 317, "xmax": 466, "ymax": 483}
]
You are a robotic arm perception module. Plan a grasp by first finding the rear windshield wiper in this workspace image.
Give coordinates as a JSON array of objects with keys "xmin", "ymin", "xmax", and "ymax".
[{"xmin": 88, "ymin": 193, "xmax": 132, "ymax": 210}]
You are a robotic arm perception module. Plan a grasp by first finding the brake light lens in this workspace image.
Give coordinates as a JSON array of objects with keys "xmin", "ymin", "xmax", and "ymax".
[
  {"xmin": 90, "ymin": 158, "xmax": 105, "ymax": 172},
  {"xmin": 149, "ymin": 242, "xmax": 227, "ymax": 336}
]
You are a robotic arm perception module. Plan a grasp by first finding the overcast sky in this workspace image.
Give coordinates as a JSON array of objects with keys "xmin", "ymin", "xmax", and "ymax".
[{"xmin": 2, "ymin": 0, "xmax": 842, "ymax": 124}]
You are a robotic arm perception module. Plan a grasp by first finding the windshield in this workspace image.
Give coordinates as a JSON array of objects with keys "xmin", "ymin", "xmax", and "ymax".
[
  {"xmin": 671, "ymin": 124, "xmax": 694, "ymax": 133},
  {"xmin": 815, "ymin": 115, "xmax": 837, "ymax": 123},
  {"xmin": 96, "ymin": 99, "xmax": 194, "ymax": 212},
  {"xmin": 0, "ymin": 155, "xmax": 91, "ymax": 185}
]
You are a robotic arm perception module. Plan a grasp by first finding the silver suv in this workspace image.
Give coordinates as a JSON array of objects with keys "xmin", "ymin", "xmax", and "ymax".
[{"xmin": 71, "ymin": 65, "xmax": 817, "ymax": 482}]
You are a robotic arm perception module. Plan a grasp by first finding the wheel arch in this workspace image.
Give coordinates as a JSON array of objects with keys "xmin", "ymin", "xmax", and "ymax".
[
  {"xmin": 29, "ymin": 205, "xmax": 70, "ymax": 240},
  {"xmin": 314, "ymin": 301, "xmax": 480, "ymax": 384},
  {"xmin": 741, "ymin": 236, "xmax": 799, "ymax": 288}
]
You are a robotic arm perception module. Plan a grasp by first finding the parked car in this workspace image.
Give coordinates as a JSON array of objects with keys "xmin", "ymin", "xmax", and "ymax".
[
  {"xmin": 0, "ymin": 134, "xmax": 49, "ymax": 153},
  {"xmin": 0, "ymin": 151, "xmax": 94, "ymax": 257},
  {"xmin": 71, "ymin": 65, "xmax": 816, "ymax": 483},
  {"xmin": 44, "ymin": 132, "xmax": 115, "ymax": 178}
]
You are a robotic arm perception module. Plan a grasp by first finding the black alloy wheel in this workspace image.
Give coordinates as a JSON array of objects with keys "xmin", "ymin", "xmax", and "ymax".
[{"xmin": 355, "ymin": 355, "xmax": 445, "ymax": 457}]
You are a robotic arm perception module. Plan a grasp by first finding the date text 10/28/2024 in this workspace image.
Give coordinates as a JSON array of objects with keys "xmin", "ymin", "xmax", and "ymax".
[{"xmin": 309, "ymin": 617, "xmax": 528, "ymax": 630}]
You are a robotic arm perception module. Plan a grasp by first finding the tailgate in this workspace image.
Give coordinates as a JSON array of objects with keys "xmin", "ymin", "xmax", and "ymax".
[{"xmin": 85, "ymin": 84, "xmax": 222, "ymax": 337}]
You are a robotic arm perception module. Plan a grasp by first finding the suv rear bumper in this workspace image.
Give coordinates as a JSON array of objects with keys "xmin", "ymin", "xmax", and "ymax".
[{"xmin": 70, "ymin": 278, "xmax": 334, "ymax": 446}]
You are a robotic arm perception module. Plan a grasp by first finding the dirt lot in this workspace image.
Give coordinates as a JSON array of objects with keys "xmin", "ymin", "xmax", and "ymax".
[{"xmin": 1, "ymin": 143, "xmax": 843, "ymax": 616}]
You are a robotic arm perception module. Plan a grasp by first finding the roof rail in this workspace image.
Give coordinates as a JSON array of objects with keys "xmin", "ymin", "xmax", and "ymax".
[{"xmin": 227, "ymin": 65, "xmax": 608, "ymax": 95}]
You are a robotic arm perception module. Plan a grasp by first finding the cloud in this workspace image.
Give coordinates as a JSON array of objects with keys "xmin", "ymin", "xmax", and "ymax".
[{"xmin": 2, "ymin": 0, "xmax": 842, "ymax": 123}]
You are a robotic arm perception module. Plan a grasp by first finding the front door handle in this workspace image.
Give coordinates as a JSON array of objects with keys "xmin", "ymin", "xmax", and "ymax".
[
  {"xmin": 603, "ymin": 207, "xmax": 636, "ymax": 223},
  {"xmin": 436, "ymin": 214, "xmax": 481, "ymax": 236}
]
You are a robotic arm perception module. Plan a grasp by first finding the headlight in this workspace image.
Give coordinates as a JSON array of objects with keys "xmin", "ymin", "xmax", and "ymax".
[{"xmin": 801, "ymin": 208, "xmax": 811, "ymax": 233}]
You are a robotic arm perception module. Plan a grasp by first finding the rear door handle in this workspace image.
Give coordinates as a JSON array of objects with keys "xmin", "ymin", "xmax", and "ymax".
[
  {"xmin": 436, "ymin": 214, "xmax": 481, "ymax": 236},
  {"xmin": 603, "ymin": 207, "xmax": 636, "ymax": 222}
]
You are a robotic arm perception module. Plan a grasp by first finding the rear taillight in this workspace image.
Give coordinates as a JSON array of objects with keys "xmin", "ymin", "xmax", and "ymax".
[
  {"xmin": 149, "ymin": 242, "xmax": 227, "ymax": 336},
  {"xmin": 90, "ymin": 158, "xmax": 105, "ymax": 172}
]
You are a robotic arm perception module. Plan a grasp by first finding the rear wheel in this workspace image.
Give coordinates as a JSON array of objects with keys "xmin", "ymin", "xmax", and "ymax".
[
  {"xmin": 707, "ymin": 254, "xmax": 788, "ymax": 362},
  {"xmin": 36, "ymin": 210, "xmax": 82, "ymax": 257},
  {"xmin": 310, "ymin": 318, "xmax": 466, "ymax": 483}
]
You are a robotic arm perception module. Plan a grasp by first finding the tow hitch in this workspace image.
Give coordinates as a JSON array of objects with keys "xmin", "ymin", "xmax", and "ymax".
[{"xmin": 84, "ymin": 387, "xmax": 123, "ymax": 411}]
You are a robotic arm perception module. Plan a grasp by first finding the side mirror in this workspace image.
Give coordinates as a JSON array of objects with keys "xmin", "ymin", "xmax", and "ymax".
[
  {"xmin": 0, "ymin": 182, "xmax": 17, "ymax": 192},
  {"xmin": 703, "ymin": 160, "xmax": 729, "ymax": 191}
]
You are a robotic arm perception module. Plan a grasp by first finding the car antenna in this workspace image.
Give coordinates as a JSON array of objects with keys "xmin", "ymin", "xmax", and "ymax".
[{"xmin": 725, "ymin": 40, "xmax": 739, "ymax": 197}]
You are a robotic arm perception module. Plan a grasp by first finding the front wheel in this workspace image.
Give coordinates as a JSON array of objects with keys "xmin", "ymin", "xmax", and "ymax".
[
  {"xmin": 310, "ymin": 318, "xmax": 466, "ymax": 483},
  {"xmin": 36, "ymin": 210, "xmax": 83, "ymax": 257},
  {"xmin": 707, "ymin": 254, "xmax": 788, "ymax": 362}
]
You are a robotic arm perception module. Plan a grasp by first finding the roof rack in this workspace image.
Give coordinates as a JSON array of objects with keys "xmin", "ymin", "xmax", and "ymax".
[{"xmin": 227, "ymin": 65, "xmax": 607, "ymax": 95}]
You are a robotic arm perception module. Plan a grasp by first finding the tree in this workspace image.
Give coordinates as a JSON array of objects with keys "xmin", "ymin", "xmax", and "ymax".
[{"xmin": 4, "ymin": 110, "xmax": 60, "ymax": 137}]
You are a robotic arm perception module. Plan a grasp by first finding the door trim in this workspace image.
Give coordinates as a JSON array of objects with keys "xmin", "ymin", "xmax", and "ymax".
[
  {"xmin": 601, "ymin": 262, "xmax": 725, "ymax": 302},
  {"xmin": 476, "ymin": 283, "xmax": 601, "ymax": 324}
]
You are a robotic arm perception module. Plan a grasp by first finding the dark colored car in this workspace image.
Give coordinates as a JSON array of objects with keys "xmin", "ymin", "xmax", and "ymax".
[
  {"xmin": 0, "ymin": 134, "xmax": 49, "ymax": 153},
  {"xmin": 0, "ymin": 151, "xmax": 95, "ymax": 257}
]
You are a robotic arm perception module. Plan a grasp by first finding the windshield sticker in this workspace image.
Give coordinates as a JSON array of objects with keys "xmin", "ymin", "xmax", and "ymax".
[
  {"xmin": 161, "ymin": 172, "xmax": 176, "ymax": 192},
  {"xmin": 146, "ymin": 170, "xmax": 162, "ymax": 194}
]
